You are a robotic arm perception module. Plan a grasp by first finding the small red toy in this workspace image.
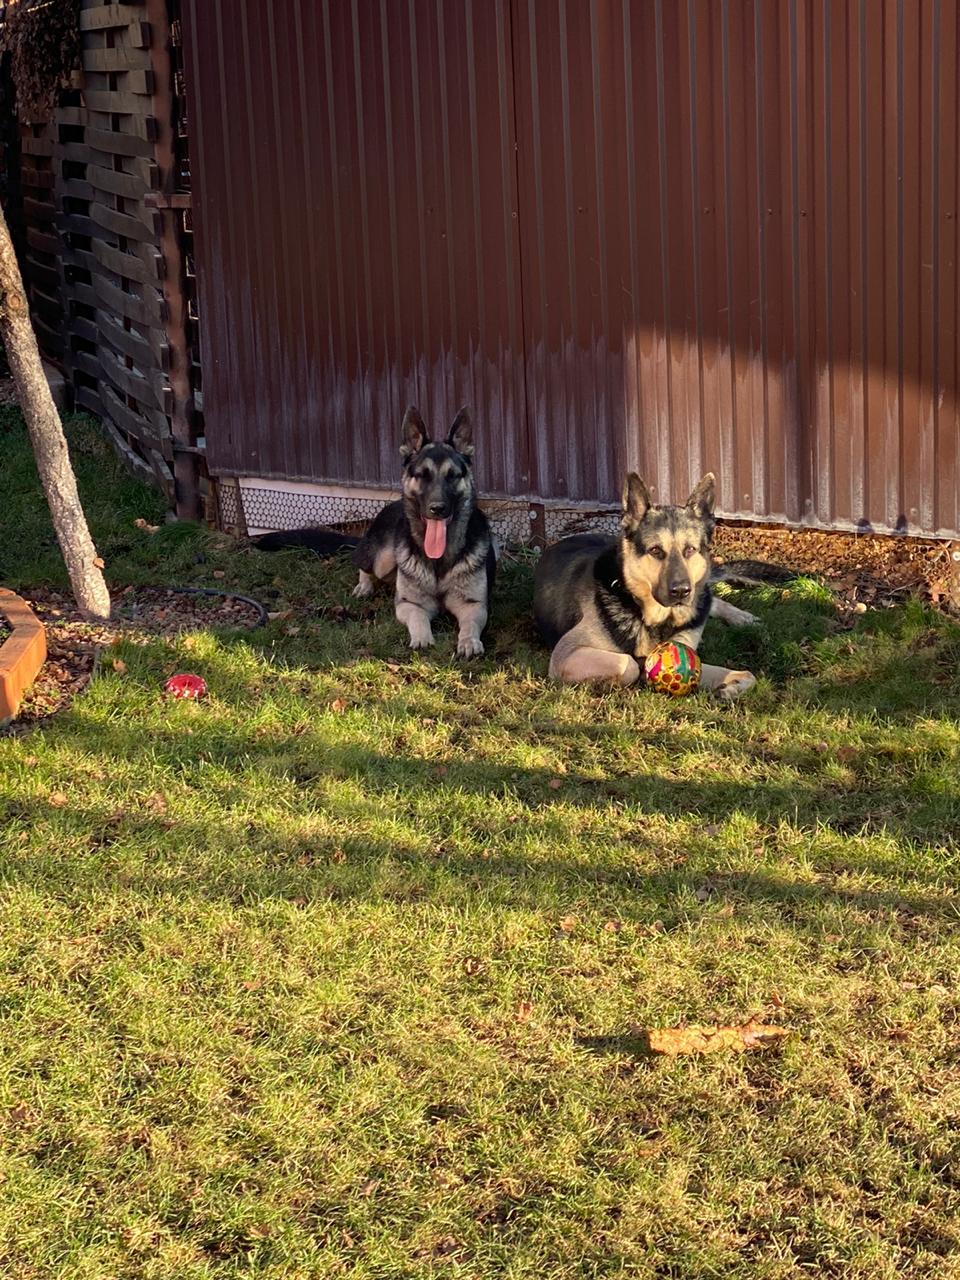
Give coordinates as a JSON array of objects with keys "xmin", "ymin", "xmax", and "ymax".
[{"xmin": 164, "ymin": 673, "xmax": 207, "ymax": 700}]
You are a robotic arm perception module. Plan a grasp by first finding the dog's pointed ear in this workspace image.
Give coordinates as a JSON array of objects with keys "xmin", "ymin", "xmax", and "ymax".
[
  {"xmin": 400, "ymin": 406, "xmax": 428, "ymax": 459},
  {"xmin": 686, "ymin": 472, "xmax": 716, "ymax": 517},
  {"xmin": 622, "ymin": 472, "xmax": 652, "ymax": 532},
  {"xmin": 447, "ymin": 406, "xmax": 474, "ymax": 458}
]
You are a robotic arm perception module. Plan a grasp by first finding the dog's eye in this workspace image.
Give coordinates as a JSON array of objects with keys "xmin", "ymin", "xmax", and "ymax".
[
  {"xmin": 683, "ymin": 545, "xmax": 696, "ymax": 559},
  {"xmin": 647, "ymin": 546, "xmax": 666, "ymax": 560}
]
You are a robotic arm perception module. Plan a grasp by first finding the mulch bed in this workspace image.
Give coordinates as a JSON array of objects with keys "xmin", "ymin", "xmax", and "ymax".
[
  {"xmin": 4, "ymin": 586, "xmax": 264, "ymax": 733},
  {"xmin": 714, "ymin": 523, "xmax": 960, "ymax": 614}
]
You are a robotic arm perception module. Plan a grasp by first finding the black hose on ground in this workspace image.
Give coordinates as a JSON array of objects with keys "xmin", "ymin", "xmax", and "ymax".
[{"xmin": 165, "ymin": 585, "xmax": 269, "ymax": 628}]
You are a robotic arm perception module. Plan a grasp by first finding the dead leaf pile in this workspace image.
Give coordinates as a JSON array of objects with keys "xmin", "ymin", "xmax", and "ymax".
[{"xmin": 714, "ymin": 523, "xmax": 960, "ymax": 614}]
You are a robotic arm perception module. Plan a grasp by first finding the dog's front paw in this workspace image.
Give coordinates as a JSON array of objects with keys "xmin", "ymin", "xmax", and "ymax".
[
  {"xmin": 714, "ymin": 669, "xmax": 757, "ymax": 701},
  {"xmin": 352, "ymin": 572, "xmax": 375, "ymax": 598},
  {"xmin": 727, "ymin": 604, "xmax": 760, "ymax": 626},
  {"xmin": 457, "ymin": 635, "xmax": 484, "ymax": 659},
  {"xmin": 408, "ymin": 632, "xmax": 435, "ymax": 650}
]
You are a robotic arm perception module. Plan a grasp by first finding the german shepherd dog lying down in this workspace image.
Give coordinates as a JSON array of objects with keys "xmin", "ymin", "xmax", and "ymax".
[
  {"xmin": 256, "ymin": 407, "xmax": 495, "ymax": 657},
  {"xmin": 534, "ymin": 472, "xmax": 788, "ymax": 700}
]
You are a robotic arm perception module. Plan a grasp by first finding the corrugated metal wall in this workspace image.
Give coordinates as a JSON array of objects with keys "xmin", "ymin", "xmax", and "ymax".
[{"xmin": 182, "ymin": 0, "xmax": 960, "ymax": 537}]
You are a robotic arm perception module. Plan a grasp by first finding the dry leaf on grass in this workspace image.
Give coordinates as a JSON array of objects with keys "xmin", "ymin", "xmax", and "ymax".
[
  {"xmin": 557, "ymin": 915, "xmax": 578, "ymax": 933},
  {"xmin": 462, "ymin": 956, "xmax": 484, "ymax": 976},
  {"xmin": 516, "ymin": 1000, "xmax": 533, "ymax": 1022},
  {"xmin": 133, "ymin": 518, "xmax": 160, "ymax": 534},
  {"xmin": 111, "ymin": 658, "xmax": 127, "ymax": 674},
  {"xmin": 48, "ymin": 792, "xmax": 68, "ymax": 807},
  {"xmin": 330, "ymin": 697, "xmax": 347, "ymax": 713},
  {"xmin": 547, "ymin": 777, "xmax": 564, "ymax": 790},
  {"xmin": 643, "ymin": 1018, "xmax": 789, "ymax": 1056}
]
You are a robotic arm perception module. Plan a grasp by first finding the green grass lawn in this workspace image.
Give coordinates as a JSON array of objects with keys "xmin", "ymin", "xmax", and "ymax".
[{"xmin": 2, "ymin": 411, "xmax": 960, "ymax": 1279}]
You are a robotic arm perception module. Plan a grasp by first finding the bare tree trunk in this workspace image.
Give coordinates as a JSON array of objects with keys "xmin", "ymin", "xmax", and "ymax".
[{"xmin": 0, "ymin": 203, "xmax": 110, "ymax": 620}]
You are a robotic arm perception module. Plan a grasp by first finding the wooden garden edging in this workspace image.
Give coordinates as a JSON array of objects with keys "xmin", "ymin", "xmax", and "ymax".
[{"xmin": 0, "ymin": 588, "xmax": 46, "ymax": 724}]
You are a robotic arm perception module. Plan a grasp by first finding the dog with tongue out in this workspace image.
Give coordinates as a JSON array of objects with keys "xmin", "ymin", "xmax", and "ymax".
[{"xmin": 350, "ymin": 406, "xmax": 496, "ymax": 657}]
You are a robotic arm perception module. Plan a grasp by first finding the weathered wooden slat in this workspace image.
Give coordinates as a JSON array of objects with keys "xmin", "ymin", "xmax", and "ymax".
[
  {"xmin": 56, "ymin": 141, "xmax": 93, "ymax": 164},
  {"xmin": 23, "ymin": 196, "xmax": 57, "ymax": 224},
  {"xmin": 30, "ymin": 287, "xmax": 62, "ymax": 321},
  {"xmin": 98, "ymin": 346, "xmax": 166, "ymax": 416},
  {"xmin": 32, "ymin": 315, "xmax": 65, "ymax": 357},
  {"xmin": 92, "ymin": 238, "xmax": 162, "ymax": 285},
  {"xmin": 26, "ymin": 227, "xmax": 61, "ymax": 256},
  {"xmin": 99, "ymin": 308, "xmax": 168, "ymax": 368},
  {"xmin": 87, "ymin": 163, "xmax": 150, "ymax": 201},
  {"xmin": 61, "ymin": 245, "xmax": 98, "ymax": 274},
  {"xmin": 82, "ymin": 89, "xmax": 153, "ymax": 116},
  {"xmin": 99, "ymin": 382, "xmax": 169, "ymax": 455},
  {"xmin": 100, "ymin": 409, "xmax": 172, "ymax": 494},
  {"xmin": 85, "ymin": 127, "xmax": 153, "ymax": 159},
  {"xmin": 20, "ymin": 169, "xmax": 55, "ymax": 190},
  {"xmin": 90, "ymin": 200, "xmax": 160, "ymax": 242},
  {"xmin": 75, "ymin": 385, "xmax": 103, "ymax": 417},
  {"xmin": 94, "ymin": 274, "xmax": 166, "ymax": 326},
  {"xmin": 71, "ymin": 350, "xmax": 103, "ymax": 381},
  {"xmin": 58, "ymin": 213, "xmax": 98, "ymax": 240},
  {"xmin": 20, "ymin": 135, "xmax": 54, "ymax": 157},
  {"xmin": 58, "ymin": 179, "xmax": 95, "ymax": 202},
  {"xmin": 69, "ymin": 316, "xmax": 99, "ymax": 345},
  {"xmin": 80, "ymin": 5, "xmax": 146, "ymax": 32},
  {"xmin": 56, "ymin": 107, "xmax": 88, "ymax": 127},
  {"xmin": 69, "ymin": 282, "xmax": 98, "ymax": 309},
  {"xmin": 83, "ymin": 47, "xmax": 152, "ymax": 74}
]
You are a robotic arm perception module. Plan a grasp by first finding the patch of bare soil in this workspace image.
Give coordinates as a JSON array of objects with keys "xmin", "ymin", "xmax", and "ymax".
[
  {"xmin": 4, "ymin": 586, "xmax": 264, "ymax": 732},
  {"xmin": 714, "ymin": 523, "xmax": 960, "ymax": 614}
]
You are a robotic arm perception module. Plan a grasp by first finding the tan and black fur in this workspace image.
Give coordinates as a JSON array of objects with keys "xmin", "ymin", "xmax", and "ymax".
[
  {"xmin": 256, "ymin": 407, "xmax": 495, "ymax": 656},
  {"xmin": 534, "ymin": 472, "xmax": 777, "ymax": 700},
  {"xmin": 351, "ymin": 406, "xmax": 495, "ymax": 656}
]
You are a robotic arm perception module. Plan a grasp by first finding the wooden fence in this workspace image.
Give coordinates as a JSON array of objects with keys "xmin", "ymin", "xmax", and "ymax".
[{"xmin": 0, "ymin": 0, "xmax": 201, "ymax": 519}]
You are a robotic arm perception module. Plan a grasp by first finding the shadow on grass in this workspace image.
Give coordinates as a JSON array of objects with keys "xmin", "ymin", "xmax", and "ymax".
[{"xmin": 6, "ymin": 699, "xmax": 960, "ymax": 924}]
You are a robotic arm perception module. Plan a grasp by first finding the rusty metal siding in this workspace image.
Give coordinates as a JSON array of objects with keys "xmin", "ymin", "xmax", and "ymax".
[
  {"xmin": 181, "ymin": 0, "xmax": 529, "ymax": 496},
  {"xmin": 182, "ymin": 0, "xmax": 960, "ymax": 537}
]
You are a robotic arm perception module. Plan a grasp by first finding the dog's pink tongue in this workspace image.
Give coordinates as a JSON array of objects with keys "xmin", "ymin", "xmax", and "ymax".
[{"xmin": 424, "ymin": 519, "xmax": 447, "ymax": 559}]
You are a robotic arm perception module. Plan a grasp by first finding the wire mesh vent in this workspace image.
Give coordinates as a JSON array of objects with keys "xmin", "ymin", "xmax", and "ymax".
[{"xmin": 218, "ymin": 481, "xmax": 622, "ymax": 549}]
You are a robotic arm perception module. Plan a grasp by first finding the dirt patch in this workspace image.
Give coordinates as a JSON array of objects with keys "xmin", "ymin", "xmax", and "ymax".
[
  {"xmin": 4, "ymin": 586, "xmax": 265, "ymax": 733},
  {"xmin": 714, "ymin": 523, "xmax": 960, "ymax": 613}
]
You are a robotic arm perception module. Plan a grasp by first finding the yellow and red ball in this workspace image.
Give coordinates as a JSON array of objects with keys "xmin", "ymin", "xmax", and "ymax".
[{"xmin": 643, "ymin": 642, "xmax": 701, "ymax": 696}]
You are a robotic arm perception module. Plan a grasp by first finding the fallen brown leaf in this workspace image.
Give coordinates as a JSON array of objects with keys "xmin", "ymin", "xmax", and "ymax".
[
  {"xmin": 213, "ymin": 570, "xmax": 226, "ymax": 580},
  {"xmin": 644, "ymin": 1018, "xmax": 789, "ymax": 1056},
  {"xmin": 242, "ymin": 979, "xmax": 264, "ymax": 992},
  {"xmin": 330, "ymin": 697, "xmax": 347, "ymax": 713},
  {"xmin": 462, "ymin": 956, "xmax": 484, "ymax": 976},
  {"xmin": 558, "ymin": 915, "xmax": 578, "ymax": 933},
  {"xmin": 111, "ymin": 658, "xmax": 127, "ymax": 674},
  {"xmin": 48, "ymin": 792, "xmax": 68, "ymax": 807},
  {"xmin": 516, "ymin": 1000, "xmax": 533, "ymax": 1022},
  {"xmin": 92, "ymin": 556, "xmax": 105, "ymax": 569},
  {"xmin": 547, "ymin": 777, "xmax": 563, "ymax": 790},
  {"xmin": 837, "ymin": 746, "xmax": 858, "ymax": 764},
  {"xmin": 770, "ymin": 989, "xmax": 785, "ymax": 1010},
  {"xmin": 603, "ymin": 919, "xmax": 622, "ymax": 933},
  {"xmin": 358, "ymin": 1179, "xmax": 379, "ymax": 1198}
]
